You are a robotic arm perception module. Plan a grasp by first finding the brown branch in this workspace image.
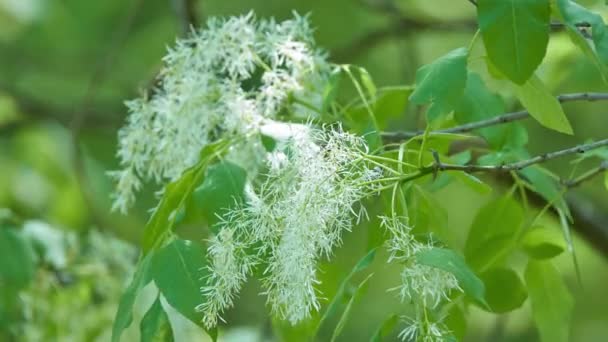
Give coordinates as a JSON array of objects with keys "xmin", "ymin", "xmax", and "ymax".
[{"xmin": 381, "ymin": 92, "xmax": 608, "ymax": 141}]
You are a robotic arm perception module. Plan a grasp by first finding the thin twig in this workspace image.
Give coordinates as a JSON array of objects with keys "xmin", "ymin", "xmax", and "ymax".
[
  {"xmin": 562, "ymin": 161, "xmax": 608, "ymax": 188},
  {"xmin": 171, "ymin": 0, "xmax": 199, "ymax": 36},
  {"xmin": 381, "ymin": 92, "xmax": 608, "ymax": 141},
  {"xmin": 400, "ymin": 139, "xmax": 608, "ymax": 183}
]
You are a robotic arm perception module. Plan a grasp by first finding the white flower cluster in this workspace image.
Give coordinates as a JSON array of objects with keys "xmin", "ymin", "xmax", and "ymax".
[
  {"xmin": 380, "ymin": 215, "xmax": 461, "ymax": 341},
  {"xmin": 197, "ymin": 126, "xmax": 374, "ymax": 328},
  {"xmin": 109, "ymin": 12, "xmax": 330, "ymax": 213}
]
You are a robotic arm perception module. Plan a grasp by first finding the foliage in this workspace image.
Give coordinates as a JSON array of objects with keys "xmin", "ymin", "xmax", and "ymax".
[{"xmin": 2, "ymin": 0, "xmax": 608, "ymax": 341}]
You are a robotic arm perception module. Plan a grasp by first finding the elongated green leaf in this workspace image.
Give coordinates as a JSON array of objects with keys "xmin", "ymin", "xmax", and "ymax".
[
  {"xmin": 140, "ymin": 296, "xmax": 174, "ymax": 342},
  {"xmin": 370, "ymin": 315, "xmax": 399, "ymax": 342},
  {"xmin": 150, "ymin": 239, "xmax": 207, "ymax": 326},
  {"xmin": 515, "ymin": 75, "xmax": 573, "ymax": 134},
  {"xmin": 465, "ymin": 195, "xmax": 524, "ymax": 270},
  {"xmin": 409, "ymin": 47, "xmax": 468, "ymax": 122},
  {"xmin": 330, "ymin": 273, "xmax": 373, "ymax": 342},
  {"xmin": 605, "ymin": 172, "xmax": 608, "ymax": 190},
  {"xmin": 0, "ymin": 228, "xmax": 36, "ymax": 290},
  {"xmin": 480, "ymin": 267, "xmax": 527, "ymax": 313},
  {"xmin": 522, "ymin": 225, "xmax": 566, "ymax": 259},
  {"xmin": 477, "ymin": 0, "xmax": 550, "ymax": 84},
  {"xmin": 525, "ymin": 260, "xmax": 574, "ymax": 342},
  {"xmin": 142, "ymin": 140, "xmax": 229, "ymax": 254},
  {"xmin": 112, "ymin": 254, "xmax": 153, "ymax": 342},
  {"xmin": 315, "ymin": 248, "xmax": 377, "ymax": 337},
  {"xmin": 415, "ymin": 248, "xmax": 487, "ymax": 307},
  {"xmin": 556, "ymin": 0, "xmax": 608, "ymax": 81},
  {"xmin": 519, "ymin": 166, "xmax": 571, "ymax": 219}
]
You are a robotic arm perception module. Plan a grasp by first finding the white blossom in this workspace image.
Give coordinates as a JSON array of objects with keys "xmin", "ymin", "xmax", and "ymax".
[{"xmin": 110, "ymin": 12, "xmax": 330, "ymax": 212}]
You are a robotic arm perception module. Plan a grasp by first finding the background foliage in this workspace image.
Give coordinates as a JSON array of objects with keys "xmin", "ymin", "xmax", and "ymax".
[{"xmin": 1, "ymin": 0, "xmax": 608, "ymax": 341}]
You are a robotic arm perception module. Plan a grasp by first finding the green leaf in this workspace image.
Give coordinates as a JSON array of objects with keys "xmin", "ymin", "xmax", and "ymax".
[
  {"xmin": 140, "ymin": 296, "xmax": 174, "ymax": 342},
  {"xmin": 150, "ymin": 239, "xmax": 207, "ymax": 326},
  {"xmin": 374, "ymin": 86, "xmax": 413, "ymax": 130},
  {"xmin": 409, "ymin": 47, "xmax": 468, "ymax": 122},
  {"xmin": 525, "ymin": 260, "xmax": 574, "ymax": 342},
  {"xmin": 556, "ymin": 0, "xmax": 608, "ymax": 81},
  {"xmin": 370, "ymin": 315, "xmax": 399, "ymax": 342},
  {"xmin": 522, "ymin": 225, "xmax": 566, "ymax": 259},
  {"xmin": 455, "ymin": 72, "xmax": 526, "ymax": 149},
  {"xmin": 515, "ymin": 74, "xmax": 573, "ymax": 134},
  {"xmin": 142, "ymin": 140, "xmax": 229, "ymax": 254},
  {"xmin": 409, "ymin": 186, "xmax": 451, "ymax": 245},
  {"xmin": 444, "ymin": 306, "xmax": 467, "ymax": 341},
  {"xmin": 415, "ymin": 248, "xmax": 487, "ymax": 307},
  {"xmin": 112, "ymin": 254, "xmax": 153, "ymax": 342},
  {"xmin": 477, "ymin": 0, "xmax": 550, "ymax": 84},
  {"xmin": 330, "ymin": 273, "xmax": 373, "ymax": 342},
  {"xmin": 0, "ymin": 227, "xmax": 36, "ymax": 291},
  {"xmin": 480, "ymin": 267, "xmax": 527, "ymax": 313},
  {"xmin": 192, "ymin": 161, "xmax": 247, "ymax": 229},
  {"xmin": 605, "ymin": 172, "xmax": 608, "ymax": 190},
  {"xmin": 315, "ymin": 248, "xmax": 377, "ymax": 338},
  {"xmin": 464, "ymin": 195, "xmax": 524, "ymax": 270},
  {"xmin": 519, "ymin": 166, "xmax": 571, "ymax": 219}
]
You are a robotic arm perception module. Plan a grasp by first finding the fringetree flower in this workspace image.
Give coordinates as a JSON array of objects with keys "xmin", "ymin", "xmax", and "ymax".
[
  {"xmin": 380, "ymin": 215, "xmax": 461, "ymax": 341},
  {"xmin": 110, "ymin": 11, "xmax": 330, "ymax": 213},
  {"xmin": 198, "ymin": 126, "xmax": 375, "ymax": 328}
]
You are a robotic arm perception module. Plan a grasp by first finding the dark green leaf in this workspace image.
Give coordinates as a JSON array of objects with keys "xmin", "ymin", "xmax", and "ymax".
[
  {"xmin": 556, "ymin": 0, "xmax": 608, "ymax": 81},
  {"xmin": 525, "ymin": 260, "xmax": 574, "ymax": 342},
  {"xmin": 140, "ymin": 296, "xmax": 174, "ymax": 342},
  {"xmin": 409, "ymin": 47, "xmax": 468, "ymax": 122},
  {"xmin": 142, "ymin": 140, "xmax": 229, "ymax": 254},
  {"xmin": 477, "ymin": 0, "xmax": 550, "ymax": 84},
  {"xmin": 444, "ymin": 306, "xmax": 467, "ymax": 341},
  {"xmin": 0, "ymin": 227, "xmax": 36, "ymax": 291},
  {"xmin": 370, "ymin": 315, "xmax": 399, "ymax": 342},
  {"xmin": 415, "ymin": 248, "xmax": 487, "ymax": 307},
  {"xmin": 150, "ymin": 239, "xmax": 207, "ymax": 326},
  {"xmin": 315, "ymin": 248, "xmax": 377, "ymax": 337},
  {"xmin": 464, "ymin": 195, "xmax": 524, "ymax": 270},
  {"xmin": 112, "ymin": 254, "xmax": 153, "ymax": 342},
  {"xmin": 330, "ymin": 274, "xmax": 373, "ymax": 342},
  {"xmin": 522, "ymin": 225, "xmax": 566, "ymax": 259},
  {"xmin": 480, "ymin": 267, "xmax": 527, "ymax": 313},
  {"xmin": 192, "ymin": 161, "xmax": 247, "ymax": 230},
  {"xmin": 515, "ymin": 74, "xmax": 573, "ymax": 134}
]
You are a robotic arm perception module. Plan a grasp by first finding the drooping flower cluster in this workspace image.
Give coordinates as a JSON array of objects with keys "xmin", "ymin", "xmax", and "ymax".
[
  {"xmin": 109, "ymin": 12, "xmax": 330, "ymax": 213},
  {"xmin": 197, "ymin": 125, "xmax": 376, "ymax": 328},
  {"xmin": 380, "ymin": 215, "xmax": 461, "ymax": 341}
]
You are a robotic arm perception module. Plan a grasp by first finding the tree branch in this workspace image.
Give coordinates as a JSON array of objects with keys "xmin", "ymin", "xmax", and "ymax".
[{"xmin": 381, "ymin": 92, "xmax": 608, "ymax": 141}]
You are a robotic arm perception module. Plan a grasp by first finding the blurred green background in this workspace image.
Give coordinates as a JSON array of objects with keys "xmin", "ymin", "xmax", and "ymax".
[{"xmin": 1, "ymin": 0, "xmax": 607, "ymax": 341}]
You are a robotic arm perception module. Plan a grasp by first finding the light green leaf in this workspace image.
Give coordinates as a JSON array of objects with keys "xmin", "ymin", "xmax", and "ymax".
[
  {"xmin": 525, "ymin": 260, "xmax": 574, "ymax": 342},
  {"xmin": 142, "ymin": 140, "xmax": 229, "ymax": 254},
  {"xmin": 409, "ymin": 47, "xmax": 468, "ymax": 122},
  {"xmin": 140, "ymin": 296, "xmax": 174, "ymax": 342},
  {"xmin": 330, "ymin": 273, "xmax": 373, "ymax": 342},
  {"xmin": 444, "ymin": 306, "xmax": 467, "ymax": 341},
  {"xmin": 315, "ymin": 248, "xmax": 377, "ymax": 338},
  {"xmin": 522, "ymin": 225, "xmax": 566, "ymax": 259},
  {"xmin": 480, "ymin": 267, "xmax": 527, "ymax": 313},
  {"xmin": 112, "ymin": 254, "xmax": 153, "ymax": 342},
  {"xmin": 605, "ymin": 172, "xmax": 608, "ymax": 190},
  {"xmin": 150, "ymin": 239, "xmax": 207, "ymax": 326},
  {"xmin": 556, "ymin": 0, "xmax": 608, "ymax": 81},
  {"xmin": 515, "ymin": 74, "xmax": 573, "ymax": 134},
  {"xmin": 465, "ymin": 194, "xmax": 524, "ymax": 270},
  {"xmin": 0, "ymin": 227, "xmax": 36, "ymax": 291},
  {"xmin": 519, "ymin": 166, "xmax": 571, "ymax": 219},
  {"xmin": 477, "ymin": 0, "xmax": 550, "ymax": 84},
  {"xmin": 415, "ymin": 248, "xmax": 487, "ymax": 307}
]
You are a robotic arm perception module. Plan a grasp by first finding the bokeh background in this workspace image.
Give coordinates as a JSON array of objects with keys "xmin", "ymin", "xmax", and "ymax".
[{"xmin": 1, "ymin": 0, "xmax": 607, "ymax": 341}]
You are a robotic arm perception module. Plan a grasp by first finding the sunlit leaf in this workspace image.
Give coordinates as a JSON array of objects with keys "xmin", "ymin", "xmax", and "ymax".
[
  {"xmin": 515, "ymin": 74, "xmax": 573, "ymax": 134},
  {"xmin": 477, "ymin": 0, "xmax": 550, "ymax": 84}
]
